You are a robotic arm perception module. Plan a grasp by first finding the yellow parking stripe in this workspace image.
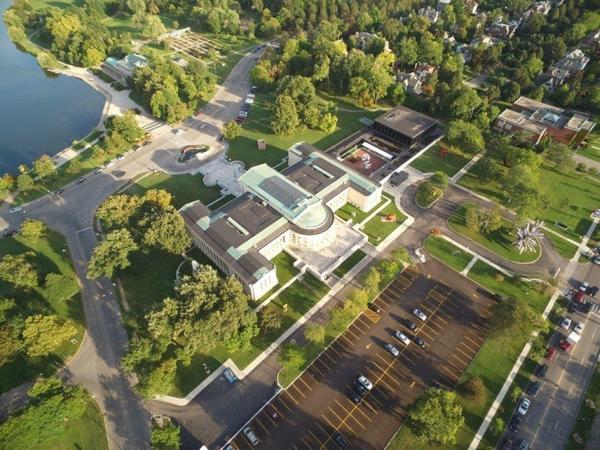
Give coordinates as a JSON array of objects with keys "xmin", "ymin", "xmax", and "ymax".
[{"xmin": 254, "ymin": 417, "xmax": 271, "ymax": 435}]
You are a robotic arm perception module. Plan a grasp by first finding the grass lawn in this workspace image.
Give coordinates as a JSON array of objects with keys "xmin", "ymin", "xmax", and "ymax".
[
  {"xmin": 335, "ymin": 197, "xmax": 387, "ymax": 224},
  {"xmin": 0, "ymin": 391, "xmax": 108, "ymax": 450},
  {"xmin": 423, "ymin": 236, "xmax": 473, "ymax": 272},
  {"xmin": 0, "ymin": 231, "xmax": 84, "ymax": 394},
  {"xmin": 169, "ymin": 273, "xmax": 328, "ymax": 396},
  {"xmin": 459, "ymin": 154, "xmax": 600, "ymax": 242},
  {"xmin": 391, "ymin": 259, "xmax": 551, "ymax": 450},
  {"xmin": 566, "ymin": 364, "xmax": 600, "ymax": 449},
  {"xmin": 545, "ymin": 231, "xmax": 579, "ymax": 260},
  {"xmin": 126, "ymin": 172, "xmax": 222, "ymax": 208},
  {"xmin": 410, "ymin": 142, "xmax": 476, "ymax": 177},
  {"xmin": 362, "ymin": 194, "xmax": 407, "ymax": 245},
  {"xmin": 448, "ymin": 202, "xmax": 541, "ymax": 264},
  {"xmin": 333, "ymin": 249, "xmax": 367, "ymax": 278},
  {"xmin": 226, "ymin": 92, "xmax": 383, "ymax": 169},
  {"xmin": 577, "ymin": 144, "xmax": 600, "ymax": 163}
]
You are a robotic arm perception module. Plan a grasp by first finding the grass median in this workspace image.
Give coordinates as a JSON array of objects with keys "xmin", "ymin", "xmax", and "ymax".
[
  {"xmin": 424, "ymin": 235, "xmax": 473, "ymax": 272},
  {"xmin": 448, "ymin": 202, "xmax": 541, "ymax": 264}
]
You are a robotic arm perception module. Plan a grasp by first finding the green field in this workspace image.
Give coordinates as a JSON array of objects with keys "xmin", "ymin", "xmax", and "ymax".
[
  {"xmin": 226, "ymin": 93, "xmax": 383, "ymax": 169},
  {"xmin": 127, "ymin": 172, "xmax": 222, "ymax": 208},
  {"xmin": 333, "ymin": 249, "xmax": 367, "ymax": 278},
  {"xmin": 459, "ymin": 154, "xmax": 600, "ymax": 242},
  {"xmin": 362, "ymin": 195, "xmax": 407, "ymax": 245},
  {"xmin": 0, "ymin": 231, "xmax": 84, "ymax": 393},
  {"xmin": 448, "ymin": 203, "xmax": 541, "ymax": 264},
  {"xmin": 545, "ymin": 231, "xmax": 579, "ymax": 260},
  {"xmin": 410, "ymin": 143, "xmax": 475, "ymax": 177},
  {"xmin": 423, "ymin": 236, "xmax": 473, "ymax": 272},
  {"xmin": 335, "ymin": 197, "xmax": 387, "ymax": 224}
]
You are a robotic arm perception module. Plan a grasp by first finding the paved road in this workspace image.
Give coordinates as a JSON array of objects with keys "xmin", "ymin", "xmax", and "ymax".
[
  {"xmin": 227, "ymin": 261, "xmax": 495, "ymax": 450},
  {"xmin": 0, "ymin": 46, "xmax": 266, "ymax": 449}
]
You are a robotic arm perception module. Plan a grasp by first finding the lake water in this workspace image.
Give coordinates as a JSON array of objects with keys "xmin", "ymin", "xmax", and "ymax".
[{"xmin": 0, "ymin": 0, "xmax": 105, "ymax": 174}]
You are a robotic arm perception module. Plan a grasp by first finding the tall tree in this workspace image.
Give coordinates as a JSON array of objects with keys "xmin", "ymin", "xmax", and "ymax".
[
  {"xmin": 22, "ymin": 314, "xmax": 77, "ymax": 357},
  {"xmin": 87, "ymin": 229, "xmax": 139, "ymax": 279},
  {"xmin": 408, "ymin": 388, "xmax": 464, "ymax": 445}
]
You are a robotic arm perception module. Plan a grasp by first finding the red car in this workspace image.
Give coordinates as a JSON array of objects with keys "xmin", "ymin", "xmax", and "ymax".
[
  {"xmin": 545, "ymin": 346, "xmax": 557, "ymax": 360},
  {"xmin": 559, "ymin": 340, "xmax": 573, "ymax": 351},
  {"xmin": 575, "ymin": 290, "xmax": 585, "ymax": 303}
]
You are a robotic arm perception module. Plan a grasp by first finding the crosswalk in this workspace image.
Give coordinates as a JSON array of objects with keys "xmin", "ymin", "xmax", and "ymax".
[
  {"xmin": 170, "ymin": 135, "xmax": 189, "ymax": 147},
  {"xmin": 143, "ymin": 120, "xmax": 162, "ymax": 132}
]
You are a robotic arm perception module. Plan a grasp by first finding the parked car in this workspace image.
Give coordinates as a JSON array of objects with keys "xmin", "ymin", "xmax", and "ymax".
[
  {"xmin": 536, "ymin": 364, "xmax": 548, "ymax": 378},
  {"xmin": 389, "ymin": 171, "xmax": 408, "ymax": 186},
  {"xmin": 501, "ymin": 437, "xmax": 514, "ymax": 450},
  {"xmin": 384, "ymin": 343, "xmax": 400, "ymax": 357},
  {"xmin": 413, "ymin": 308, "xmax": 427, "ymax": 322},
  {"xmin": 560, "ymin": 317, "xmax": 572, "ymax": 330},
  {"xmin": 575, "ymin": 290, "xmax": 586, "ymax": 303},
  {"xmin": 348, "ymin": 386, "xmax": 363, "ymax": 404},
  {"xmin": 54, "ymin": 188, "xmax": 64, "ymax": 195},
  {"xmin": 352, "ymin": 379, "xmax": 368, "ymax": 397},
  {"xmin": 368, "ymin": 303, "xmax": 381, "ymax": 314},
  {"xmin": 590, "ymin": 286, "xmax": 599, "ymax": 297},
  {"xmin": 357, "ymin": 375, "xmax": 373, "ymax": 391},
  {"xmin": 559, "ymin": 340, "xmax": 573, "ymax": 351},
  {"xmin": 583, "ymin": 301, "xmax": 593, "ymax": 314},
  {"xmin": 517, "ymin": 397, "xmax": 531, "ymax": 416},
  {"xmin": 394, "ymin": 330, "xmax": 410, "ymax": 346},
  {"xmin": 242, "ymin": 427, "xmax": 259, "ymax": 446},
  {"xmin": 76, "ymin": 177, "xmax": 85, "ymax": 184},
  {"xmin": 173, "ymin": 128, "xmax": 184, "ymax": 135},
  {"xmin": 333, "ymin": 432, "xmax": 349, "ymax": 448},
  {"xmin": 414, "ymin": 248, "xmax": 427, "ymax": 263},
  {"xmin": 527, "ymin": 381, "xmax": 541, "ymax": 398},
  {"xmin": 223, "ymin": 368, "xmax": 237, "ymax": 384},
  {"xmin": 405, "ymin": 320, "xmax": 417, "ymax": 331},
  {"xmin": 8, "ymin": 206, "xmax": 22, "ymax": 213},
  {"xmin": 2, "ymin": 230, "xmax": 16, "ymax": 237},
  {"xmin": 515, "ymin": 439, "xmax": 529, "ymax": 450},
  {"xmin": 574, "ymin": 321, "xmax": 584, "ymax": 334},
  {"xmin": 545, "ymin": 347, "xmax": 557, "ymax": 360},
  {"xmin": 580, "ymin": 281, "xmax": 589, "ymax": 292},
  {"xmin": 509, "ymin": 414, "xmax": 523, "ymax": 432},
  {"xmin": 412, "ymin": 335, "xmax": 425, "ymax": 347}
]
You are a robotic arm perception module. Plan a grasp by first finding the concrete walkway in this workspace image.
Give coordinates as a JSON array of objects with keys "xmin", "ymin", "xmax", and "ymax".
[{"xmin": 451, "ymin": 150, "xmax": 486, "ymax": 183}]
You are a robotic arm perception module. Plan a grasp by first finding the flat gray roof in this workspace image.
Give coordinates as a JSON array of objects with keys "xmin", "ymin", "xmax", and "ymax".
[{"xmin": 374, "ymin": 106, "xmax": 438, "ymax": 138}]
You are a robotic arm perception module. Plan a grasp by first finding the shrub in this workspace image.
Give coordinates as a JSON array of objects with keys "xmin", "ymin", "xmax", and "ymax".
[
  {"xmin": 45, "ymin": 273, "xmax": 79, "ymax": 303},
  {"xmin": 460, "ymin": 376, "xmax": 485, "ymax": 401}
]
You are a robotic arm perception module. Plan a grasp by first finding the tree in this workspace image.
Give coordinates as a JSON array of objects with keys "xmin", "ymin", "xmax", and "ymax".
[
  {"xmin": 0, "ymin": 325, "xmax": 22, "ymax": 366},
  {"xmin": 223, "ymin": 121, "xmax": 241, "ymax": 141},
  {"xmin": 151, "ymin": 422, "xmax": 181, "ymax": 450},
  {"xmin": 364, "ymin": 267, "xmax": 381, "ymax": 298},
  {"xmin": 142, "ymin": 210, "xmax": 192, "ymax": 254},
  {"xmin": 19, "ymin": 219, "xmax": 47, "ymax": 241},
  {"xmin": 441, "ymin": 86, "xmax": 482, "ymax": 119},
  {"xmin": 408, "ymin": 388, "xmax": 464, "ymax": 445},
  {"xmin": 490, "ymin": 297, "xmax": 544, "ymax": 334},
  {"xmin": 465, "ymin": 205, "xmax": 481, "ymax": 232},
  {"xmin": 446, "ymin": 120, "xmax": 484, "ymax": 153},
  {"xmin": 544, "ymin": 142, "xmax": 574, "ymax": 169},
  {"xmin": 396, "ymin": 37, "xmax": 418, "ymax": 67},
  {"xmin": 16, "ymin": 173, "xmax": 34, "ymax": 191},
  {"xmin": 480, "ymin": 207, "xmax": 503, "ymax": 234},
  {"xmin": 87, "ymin": 229, "xmax": 139, "ymax": 279},
  {"xmin": 492, "ymin": 417, "xmax": 505, "ymax": 435},
  {"xmin": 417, "ymin": 181, "xmax": 442, "ymax": 207},
  {"xmin": 141, "ymin": 14, "xmax": 166, "ymax": 39},
  {"xmin": 258, "ymin": 305, "xmax": 282, "ymax": 331},
  {"xmin": 96, "ymin": 194, "xmax": 141, "ymax": 228},
  {"xmin": 23, "ymin": 314, "xmax": 77, "ymax": 357},
  {"xmin": 502, "ymin": 81, "xmax": 521, "ymax": 102},
  {"xmin": 0, "ymin": 254, "xmax": 38, "ymax": 289},
  {"xmin": 304, "ymin": 324, "xmax": 325, "ymax": 345},
  {"xmin": 430, "ymin": 171, "xmax": 449, "ymax": 190},
  {"xmin": 32, "ymin": 155, "xmax": 56, "ymax": 180},
  {"xmin": 271, "ymin": 94, "xmax": 300, "ymax": 135},
  {"xmin": 279, "ymin": 343, "xmax": 305, "ymax": 369},
  {"xmin": 460, "ymin": 376, "xmax": 485, "ymax": 401},
  {"xmin": 45, "ymin": 273, "xmax": 79, "ymax": 303},
  {"xmin": 29, "ymin": 376, "xmax": 64, "ymax": 400},
  {"xmin": 477, "ymin": 157, "xmax": 500, "ymax": 183}
]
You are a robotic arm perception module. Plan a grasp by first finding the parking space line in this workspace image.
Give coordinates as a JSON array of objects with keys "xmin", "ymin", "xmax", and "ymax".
[
  {"xmin": 381, "ymin": 371, "xmax": 403, "ymax": 388},
  {"xmin": 452, "ymin": 350, "xmax": 472, "ymax": 366},
  {"xmin": 446, "ymin": 357, "xmax": 465, "ymax": 372},
  {"xmin": 386, "ymin": 362, "xmax": 408, "ymax": 380},
  {"xmin": 350, "ymin": 321, "xmax": 369, "ymax": 334},
  {"xmin": 314, "ymin": 422, "xmax": 330, "ymax": 438},
  {"xmin": 356, "ymin": 314, "xmax": 374, "ymax": 328},
  {"xmin": 344, "ymin": 327, "xmax": 362, "ymax": 340},
  {"xmin": 321, "ymin": 414, "xmax": 340, "ymax": 432},
  {"xmin": 443, "ymin": 365, "xmax": 461, "ymax": 379},
  {"xmin": 270, "ymin": 402, "xmax": 286, "ymax": 419},
  {"xmin": 283, "ymin": 390, "xmax": 301, "ymax": 406},
  {"xmin": 351, "ymin": 404, "xmax": 373, "ymax": 422},
  {"xmin": 326, "ymin": 407, "xmax": 345, "ymax": 423},
  {"xmin": 346, "ymin": 413, "xmax": 367, "ymax": 430},
  {"xmin": 338, "ymin": 333, "xmax": 356, "ymax": 346},
  {"xmin": 299, "ymin": 437, "xmax": 312, "ymax": 449},
  {"xmin": 465, "ymin": 330, "xmax": 484, "ymax": 343},
  {"xmin": 375, "ymin": 352, "xmax": 394, "ymax": 366},
  {"xmin": 427, "ymin": 320, "xmax": 443, "ymax": 331},
  {"xmin": 297, "ymin": 375, "xmax": 313, "ymax": 391},
  {"xmin": 363, "ymin": 309, "xmax": 380, "ymax": 323},
  {"xmin": 254, "ymin": 416, "xmax": 271, "ymax": 435},
  {"xmin": 362, "ymin": 398, "xmax": 378, "ymax": 413},
  {"xmin": 462, "ymin": 334, "xmax": 482, "ymax": 347},
  {"xmin": 419, "ymin": 329, "xmax": 436, "ymax": 340},
  {"xmin": 309, "ymin": 361, "xmax": 326, "ymax": 377},
  {"xmin": 307, "ymin": 429, "xmax": 324, "ymax": 446},
  {"xmin": 276, "ymin": 395, "xmax": 294, "ymax": 412},
  {"xmin": 327, "ymin": 345, "xmax": 344, "ymax": 359},
  {"xmin": 289, "ymin": 383, "xmax": 306, "ymax": 399},
  {"xmin": 456, "ymin": 345, "xmax": 476, "ymax": 360},
  {"xmin": 262, "ymin": 409, "xmax": 278, "ymax": 426}
]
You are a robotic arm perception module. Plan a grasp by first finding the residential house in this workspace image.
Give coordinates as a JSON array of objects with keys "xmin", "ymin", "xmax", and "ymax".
[
  {"xmin": 536, "ymin": 48, "xmax": 590, "ymax": 91},
  {"xmin": 353, "ymin": 32, "xmax": 391, "ymax": 53},
  {"xmin": 418, "ymin": 6, "xmax": 440, "ymax": 23},
  {"xmin": 493, "ymin": 96, "xmax": 596, "ymax": 146},
  {"xmin": 488, "ymin": 19, "xmax": 521, "ymax": 39},
  {"xmin": 101, "ymin": 54, "xmax": 148, "ymax": 82}
]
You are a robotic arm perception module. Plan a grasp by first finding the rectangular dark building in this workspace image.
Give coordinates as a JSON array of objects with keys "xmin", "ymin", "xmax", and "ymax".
[{"xmin": 373, "ymin": 106, "xmax": 439, "ymax": 147}]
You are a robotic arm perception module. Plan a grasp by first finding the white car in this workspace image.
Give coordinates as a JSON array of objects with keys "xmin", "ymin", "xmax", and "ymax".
[
  {"xmin": 574, "ymin": 322, "xmax": 584, "ymax": 334},
  {"xmin": 560, "ymin": 317, "xmax": 572, "ymax": 330},
  {"xmin": 384, "ymin": 343, "xmax": 400, "ymax": 357},
  {"xmin": 245, "ymin": 96, "xmax": 255, "ymax": 104},
  {"xmin": 357, "ymin": 375, "xmax": 373, "ymax": 391},
  {"xmin": 517, "ymin": 397, "xmax": 531, "ymax": 416},
  {"xmin": 174, "ymin": 128, "xmax": 184, "ymax": 136},
  {"xmin": 580, "ymin": 281, "xmax": 589, "ymax": 292},
  {"xmin": 394, "ymin": 330, "xmax": 410, "ymax": 346},
  {"xmin": 414, "ymin": 248, "xmax": 427, "ymax": 263},
  {"xmin": 8, "ymin": 206, "xmax": 22, "ymax": 214},
  {"xmin": 413, "ymin": 308, "xmax": 427, "ymax": 322}
]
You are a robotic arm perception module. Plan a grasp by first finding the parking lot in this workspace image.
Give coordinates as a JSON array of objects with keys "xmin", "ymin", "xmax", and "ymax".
[{"xmin": 225, "ymin": 260, "xmax": 494, "ymax": 449}]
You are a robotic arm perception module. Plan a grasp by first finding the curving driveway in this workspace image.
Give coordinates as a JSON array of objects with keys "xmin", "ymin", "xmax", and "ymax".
[{"xmin": 0, "ymin": 46, "xmax": 267, "ymax": 449}]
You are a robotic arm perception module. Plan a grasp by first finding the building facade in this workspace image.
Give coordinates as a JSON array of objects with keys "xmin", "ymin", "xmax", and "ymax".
[{"xmin": 181, "ymin": 143, "xmax": 382, "ymax": 299}]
